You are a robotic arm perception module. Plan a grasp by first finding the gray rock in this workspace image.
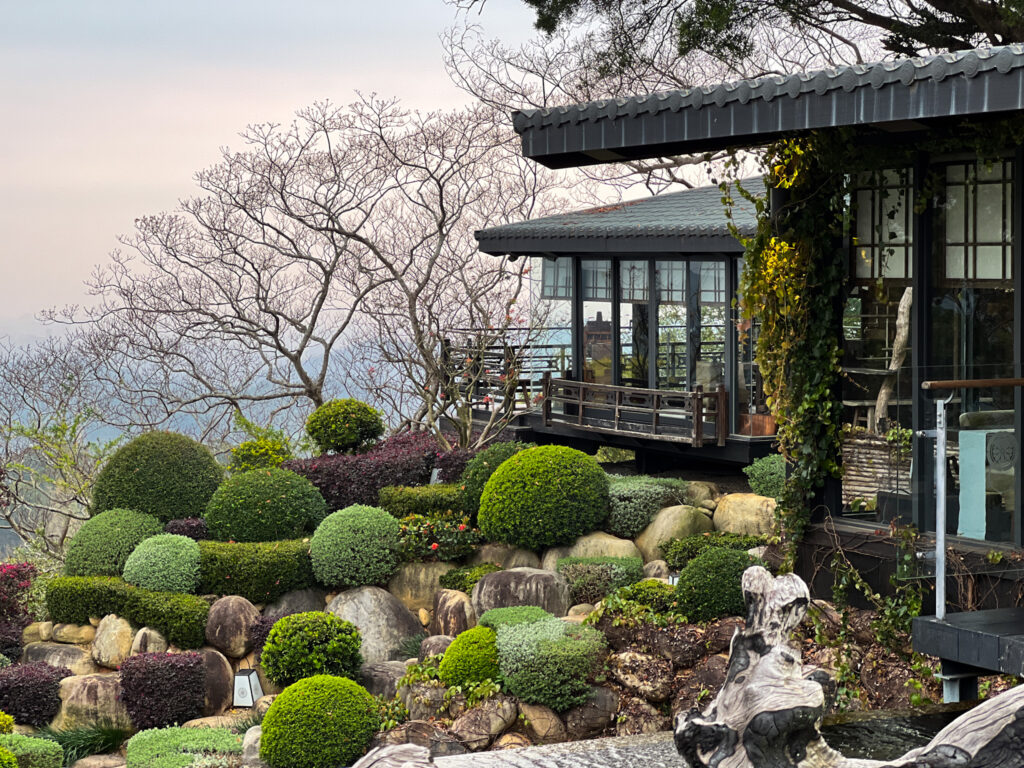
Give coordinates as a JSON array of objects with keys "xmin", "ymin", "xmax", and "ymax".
[
  {"xmin": 242, "ymin": 725, "xmax": 269, "ymax": 768},
  {"xmin": 420, "ymin": 635, "xmax": 454, "ymax": 660},
  {"xmin": 328, "ymin": 586, "xmax": 422, "ymax": 663},
  {"xmin": 540, "ymin": 547, "xmax": 571, "ymax": 572},
  {"xmin": 470, "ymin": 543, "xmax": 539, "ymax": 569},
  {"xmin": 261, "ymin": 588, "xmax": 328, "ymax": 623},
  {"xmin": 361, "ymin": 660, "xmax": 409, "ymax": 699},
  {"xmin": 92, "ymin": 615, "xmax": 134, "ymax": 669},
  {"xmin": 643, "ymin": 559, "xmax": 671, "ymax": 579},
  {"xmin": 130, "ymin": 626, "xmax": 168, "ymax": 655},
  {"xmin": 255, "ymin": 695, "xmax": 277, "ymax": 718},
  {"xmin": 389, "ymin": 561, "xmax": 456, "ymax": 613},
  {"xmin": 21, "ymin": 642, "xmax": 100, "ymax": 675},
  {"xmin": 372, "ymin": 720, "xmax": 468, "ymax": 757},
  {"xmin": 471, "ymin": 568, "xmax": 571, "ymax": 617},
  {"xmin": 399, "ymin": 682, "xmax": 449, "ymax": 721},
  {"xmin": 53, "ymin": 674, "xmax": 132, "ymax": 730},
  {"xmin": 69, "ymin": 756, "xmax": 126, "ymax": 768},
  {"xmin": 609, "ymin": 652, "xmax": 675, "ymax": 702},
  {"xmin": 519, "ymin": 702, "xmax": 567, "ymax": 744},
  {"xmin": 616, "ymin": 696, "xmax": 671, "ymax": 736},
  {"xmin": 563, "ymin": 686, "xmax": 620, "ymax": 740},
  {"xmin": 206, "ymin": 596, "xmax": 260, "ymax": 658},
  {"xmin": 635, "ymin": 505, "xmax": 713, "ymax": 562},
  {"xmin": 199, "ymin": 646, "xmax": 234, "ymax": 716},
  {"xmin": 353, "ymin": 744, "xmax": 434, "ymax": 768},
  {"xmin": 713, "ymin": 493, "xmax": 776, "ymax": 536},
  {"xmin": 449, "ymin": 694, "xmax": 517, "ymax": 750},
  {"xmin": 430, "ymin": 589, "xmax": 476, "ymax": 636},
  {"xmin": 684, "ymin": 481, "xmax": 720, "ymax": 506},
  {"xmin": 568, "ymin": 603, "xmax": 594, "ymax": 617}
]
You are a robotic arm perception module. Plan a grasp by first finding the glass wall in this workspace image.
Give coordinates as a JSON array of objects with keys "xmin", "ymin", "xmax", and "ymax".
[
  {"xmin": 656, "ymin": 261, "xmax": 688, "ymax": 388},
  {"xmin": 532, "ymin": 256, "xmax": 573, "ymax": 377},
  {"xmin": 619, "ymin": 260, "xmax": 650, "ymax": 387},
  {"xmin": 581, "ymin": 259, "xmax": 613, "ymax": 384}
]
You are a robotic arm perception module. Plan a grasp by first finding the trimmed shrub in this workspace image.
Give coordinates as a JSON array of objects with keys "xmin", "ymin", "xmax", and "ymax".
[
  {"xmin": 438, "ymin": 626, "xmax": 500, "ymax": 687},
  {"xmin": 122, "ymin": 534, "xmax": 200, "ymax": 593},
  {"xmin": 248, "ymin": 615, "xmax": 276, "ymax": 664},
  {"xmin": 397, "ymin": 514, "xmax": 482, "ymax": 562},
  {"xmin": 92, "ymin": 431, "xmax": 224, "ymax": 522},
  {"xmin": 675, "ymin": 547, "xmax": 762, "ymax": 623},
  {"xmin": 197, "ymin": 539, "xmax": 314, "ymax": 603},
  {"xmin": 0, "ymin": 711, "xmax": 11, "ymax": 734},
  {"xmin": 743, "ymin": 453, "xmax": 786, "ymax": 499},
  {"xmin": 229, "ymin": 437, "xmax": 293, "ymax": 473},
  {"xmin": 438, "ymin": 563, "xmax": 501, "ymax": 594},
  {"xmin": 0, "ymin": 747, "xmax": 13, "ymax": 768},
  {"xmin": 204, "ymin": 468, "xmax": 326, "ymax": 542},
  {"xmin": 284, "ymin": 432, "xmax": 440, "ymax": 511},
  {"xmin": 310, "ymin": 506, "xmax": 400, "ymax": 589},
  {"xmin": 662, "ymin": 532, "xmax": 767, "ymax": 571},
  {"xmin": 0, "ymin": 663, "xmax": 71, "ymax": 727},
  {"xmin": 478, "ymin": 445, "xmax": 610, "ymax": 550},
  {"xmin": 305, "ymin": 399, "xmax": 385, "ymax": 454},
  {"xmin": 614, "ymin": 579, "xmax": 679, "ymax": 614},
  {"xmin": 46, "ymin": 577, "xmax": 209, "ymax": 649},
  {"xmin": 125, "ymin": 727, "xmax": 242, "ymax": 768},
  {"xmin": 556, "ymin": 556, "xmax": 645, "ymax": 605},
  {"xmin": 478, "ymin": 606, "xmax": 553, "ymax": 631},
  {"xmin": 0, "ymin": 734, "xmax": 63, "ymax": 768},
  {"xmin": 606, "ymin": 475, "xmax": 688, "ymax": 539},
  {"xmin": 260, "ymin": 612, "xmax": 362, "ymax": 687},
  {"xmin": 64, "ymin": 509, "xmax": 163, "ymax": 578},
  {"xmin": 164, "ymin": 517, "xmax": 208, "ymax": 541},
  {"xmin": 458, "ymin": 441, "xmax": 533, "ymax": 516},
  {"xmin": 260, "ymin": 675, "xmax": 380, "ymax": 768},
  {"xmin": 0, "ymin": 563, "xmax": 35, "ymax": 660},
  {"xmin": 119, "ymin": 652, "xmax": 205, "ymax": 730},
  {"xmin": 379, "ymin": 484, "xmax": 463, "ymax": 518},
  {"xmin": 497, "ymin": 619, "xmax": 606, "ymax": 712}
]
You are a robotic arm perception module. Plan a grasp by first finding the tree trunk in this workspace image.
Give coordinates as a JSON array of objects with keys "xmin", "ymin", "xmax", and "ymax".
[{"xmin": 873, "ymin": 287, "xmax": 912, "ymax": 434}]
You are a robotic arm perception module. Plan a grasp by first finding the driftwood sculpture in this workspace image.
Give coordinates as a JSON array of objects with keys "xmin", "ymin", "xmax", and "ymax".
[{"xmin": 675, "ymin": 566, "xmax": 1024, "ymax": 768}]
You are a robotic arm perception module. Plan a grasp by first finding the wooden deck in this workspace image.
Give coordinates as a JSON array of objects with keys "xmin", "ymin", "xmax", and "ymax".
[{"xmin": 913, "ymin": 608, "xmax": 1024, "ymax": 675}]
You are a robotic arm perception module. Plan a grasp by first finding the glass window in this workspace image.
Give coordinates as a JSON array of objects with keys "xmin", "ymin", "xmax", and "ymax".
[
  {"xmin": 540, "ymin": 257, "xmax": 572, "ymax": 300},
  {"xmin": 942, "ymin": 161, "xmax": 1013, "ymax": 281},
  {"xmin": 581, "ymin": 260, "xmax": 613, "ymax": 385},
  {"xmin": 852, "ymin": 169, "xmax": 913, "ymax": 282},
  {"xmin": 619, "ymin": 261, "xmax": 649, "ymax": 387}
]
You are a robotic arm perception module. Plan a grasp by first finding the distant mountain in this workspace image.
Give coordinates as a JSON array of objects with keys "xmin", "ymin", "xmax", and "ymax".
[{"xmin": 0, "ymin": 527, "xmax": 20, "ymax": 559}]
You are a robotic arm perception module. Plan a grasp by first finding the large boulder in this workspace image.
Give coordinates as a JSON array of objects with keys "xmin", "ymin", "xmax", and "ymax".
[
  {"xmin": 616, "ymin": 695, "xmax": 670, "ymax": 736},
  {"xmin": 430, "ymin": 589, "xmax": 476, "ymax": 636},
  {"xmin": 22, "ymin": 621, "xmax": 53, "ymax": 645},
  {"xmin": 261, "ymin": 588, "xmax": 328, "ymax": 623},
  {"xmin": 398, "ymin": 682, "xmax": 450, "ymax": 721},
  {"xmin": 684, "ymin": 481, "xmax": 719, "ymax": 507},
  {"xmin": 563, "ymin": 686, "xmax": 619, "ymax": 740},
  {"xmin": 635, "ymin": 505, "xmax": 713, "ymax": 562},
  {"xmin": 540, "ymin": 547, "xmax": 571, "ymax": 572},
  {"xmin": 450, "ymin": 694, "xmax": 518, "ymax": 750},
  {"xmin": 327, "ymin": 586, "xmax": 422, "ymax": 663},
  {"xmin": 205, "ymin": 596, "xmax": 260, "ymax": 659},
  {"xmin": 643, "ymin": 560, "xmax": 670, "ymax": 579},
  {"xmin": 419, "ymin": 635, "xmax": 453, "ymax": 660},
  {"xmin": 22, "ymin": 642, "xmax": 100, "ymax": 675},
  {"xmin": 389, "ymin": 562, "xmax": 456, "ymax": 613},
  {"xmin": 372, "ymin": 720, "xmax": 468, "ymax": 758},
  {"xmin": 53, "ymin": 674, "xmax": 132, "ymax": 730},
  {"xmin": 130, "ymin": 627, "xmax": 168, "ymax": 655},
  {"xmin": 518, "ymin": 702, "xmax": 566, "ymax": 744},
  {"xmin": 199, "ymin": 646, "xmax": 234, "ymax": 716},
  {"xmin": 567, "ymin": 532, "xmax": 642, "ymax": 560},
  {"xmin": 470, "ymin": 543, "xmax": 539, "ymax": 569},
  {"xmin": 713, "ymin": 493, "xmax": 776, "ymax": 535},
  {"xmin": 92, "ymin": 615, "xmax": 134, "ymax": 669},
  {"xmin": 242, "ymin": 725, "xmax": 269, "ymax": 768},
  {"xmin": 471, "ymin": 568, "xmax": 571, "ymax": 617},
  {"xmin": 52, "ymin": 623, "xmax": 95, "ymax": 644},
  {"xmin": 361, "ymin": 661, "xmax": 409, "ymax": 699},
  {"xmin": 608, "ymin": 652, "xmax": 675, "ymax": 702}
]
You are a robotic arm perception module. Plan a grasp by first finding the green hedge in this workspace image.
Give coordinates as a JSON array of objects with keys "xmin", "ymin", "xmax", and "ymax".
[
  {"xmin": 92, "ymin": 432, "xmax": 224, "ymax": 522},
  {"xmin": 0, "ymin": 747, "xmax": 14, "ymax": 768},
  {"xmin": 204, "ymin": 468, "xmax": 326, "ymax": 542},
  {"xmin": 743, "ymin": 453, "xmax": 786, "ymax": 498},
  {"xmin": 64, "ymin": 509, "xmax": 164, "ymax": 577},
  {"xmin": 46, "ymin": 577, "xmax": 209, "ymax": 649},
  {"xmin": 0, "ymin": 734, "xmax": 63, "ymax": 768},
  {"xmin": 555, "ymin": 556, "xmax": 645, "ymax": 605},
  {"xmin": 457, "ymin": 441, "xmax": 534, "ymax": 516},
  {"xmin": 125, "ymin": 727, "xmax": 242, "ymax": 768},
  {"xmin": 197, "ymin": 540, "xmax": 314, "ymax": 603},
  {"xmin": 260, "ymin": 613, "xmax": 363, "ymax": 687},
  {"xmin": 229, "ymin": 437, "xmax": 293, "ymax": 473},
  {"xmin": 378, "ymin": 484, "xmax": 463, "ymax": 518},
  {"xmin": 605, "ymin": 475, "xmax": 688, "ymax": 539},
  {"xmin": 662, "ymin": 532, "xmax": 766, "ymax": 571}
]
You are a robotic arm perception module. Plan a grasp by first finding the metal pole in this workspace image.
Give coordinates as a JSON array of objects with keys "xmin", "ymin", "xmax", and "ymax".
[{"xmin": 934, "ymin": 396, "xmax": 947, "ymax": 621}]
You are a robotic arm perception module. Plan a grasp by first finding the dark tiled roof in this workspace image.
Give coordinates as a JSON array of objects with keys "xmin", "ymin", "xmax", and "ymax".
[
  {"xmin": 476, "ymin": 182, "xmax": 758, "ymax": 256},
  {"xmin": 512, "ymin": 45, "xmax": 1024, "ymax": 168}
]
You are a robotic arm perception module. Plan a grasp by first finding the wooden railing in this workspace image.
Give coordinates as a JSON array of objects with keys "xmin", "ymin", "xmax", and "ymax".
[{"xmin": 541, "ymin": 374, "xmax": 728, "ymax": 447}]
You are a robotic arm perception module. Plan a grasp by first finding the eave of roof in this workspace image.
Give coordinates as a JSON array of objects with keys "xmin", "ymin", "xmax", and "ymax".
[
  {"xmin": 512, "ymin": 45, "xmax": 1024, "ymax": 168},
  {"xmin": 476, "ymin": 182, "xmax": 757, "ymax": 257}
]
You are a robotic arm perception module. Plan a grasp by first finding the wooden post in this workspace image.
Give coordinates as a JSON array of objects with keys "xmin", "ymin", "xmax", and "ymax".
[{"xmin": 693, "ymin": 385, "xmax": 704, "ymax": 448}]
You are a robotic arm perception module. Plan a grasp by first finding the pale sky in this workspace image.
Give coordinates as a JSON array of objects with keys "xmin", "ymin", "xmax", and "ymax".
[{"xmin": 0, "ymin": 1, "xmax": 538, "ymax": 340}]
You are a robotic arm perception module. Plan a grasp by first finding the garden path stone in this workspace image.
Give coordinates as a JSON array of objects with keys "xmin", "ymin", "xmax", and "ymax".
[
  {"xmin": 92, "ymin": 615, "xmax": 134, "ymax": 669},
  {"xmin": 53, "ymin": 673, "xmax": 131, "ymax": 730},
  {"xmin": 712, "ymin": 493, "xmax": 776, "ymax": 535},
  {"xmin": 389, "ymin": 561, "xmax": 456, "ymax": 613},
  {"xmin": 206, "ymin": 595, "xmax": 260, "ymax": 658},
  {"xmin": 471, "ymin": 568, "xmax": 571, "ymax": 617},
  {"xmin": 199, "ymin": 646, "xmax": 233, "ymax": 716},
  {"xmin": 129, "ymin": 626, "xmax": 167, "ymax": 655},
  {"xmin": 261, "ymin": 587, "xmax": 328, "ymax": 622},
  {"xmin": 327, "ymin": 586, "xmax": 421, "ymax": 663},
  {"xmin": 431, "ymin": 589, "xmax": 476, "ymax": 636},
  {"xmin": 635, "ymin": 506, "xmax": 713, "ymax": 562},
  {"xmin": 567, "ymin": 532, "xmax": 641, "ymax": 560},
  {"xmin": 21, "ymin": 642, "xmax": 100, "ymax": 675}
]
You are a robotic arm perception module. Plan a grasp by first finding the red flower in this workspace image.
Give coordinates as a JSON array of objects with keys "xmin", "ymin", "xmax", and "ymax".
[
  {"xmin": 458, "ymin": 524, "xmax": 466, "ymax": 531},
  {"xmin": 430, "ymin": 543, "xmax": 439, "ymax": 551}
]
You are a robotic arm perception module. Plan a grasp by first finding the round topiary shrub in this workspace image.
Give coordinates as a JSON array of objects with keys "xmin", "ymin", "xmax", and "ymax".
[
  {"xmin": 204, "ymin": 468, "xmax": 326, "ymax": 542},
  {"xmin": 92, "ymin": 431, "xmax": 224, "ymax": 522},
  {"xmin": 229, "ymin": 437, "xmax": 293, "ymax": 473},
  {"xmin": 438, "ymin": 626, "xmax": 500, "ymax": 687},
  {"xmin": 122, "ymin": 533, "xmax": 201, "ymax": 593},
  {"xmin": 310, "ymin": 505, "xmax": 400, "ymax": 588},
  {"xmin": 478, "ymin": 445, "xmax": 610, "ymax": 550},
  {"xmin": 457, "ymin": 441, "xmax": 534, "ymax": 516},
  {"xmin": 260, "ymin": 612, "xmax": 363, "ymax": 687},
  {"xmin": 305, "ymin": 399, "xmax": 385, "ymax": 455},
  {"xmin": 260, "ymin": 675, "xmax": 380, "ymax": 768},
  {"xmin": 743, "ymin": 453, "xmax": 786, "ymax": 499},
  {"xmin": 605, "ymin": 476, "xmax": 688, "ymax": 539},
  {"xmin": 64, "ymin": 508, "xmax": 164, "ymax": 577},
  {"xmin": 674, "ymin": 547, "xmax": 761, "ymax": 623}
]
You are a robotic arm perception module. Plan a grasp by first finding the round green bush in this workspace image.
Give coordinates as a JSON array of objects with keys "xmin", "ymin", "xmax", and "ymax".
[
  {"xmin": 229, "ymin": 437, "xmax": 293, "ymax": 473},
  {"xmin": 478, "ymin": 606, "xmax": 554, "ymax": 631},
  {"xmin": 605, "ymin": 476, "xmax": 687, "ymax": 539},
  {"xmin": 675, "ymin": 547, "xmax": 761, "ymax": 623},
  {"xmin": 0, "ymin": 747, "xmax": 15, "ymax": 768},
  {"xmin": 438, "ymin": 626, "xmax": 500, "ymax": 687},
  {"xmin": 204, "ymin": 468, "xmax": 326, "ymax": 542},
  {"xmin": 260, "ymin": 675, "xmax": 380, "ymax": 768},
  {"xmin": 64, "ymin": 509, "xmax": 164, "ymax": 577},
  {"xmin": 305, "ymin": 399, "xmax": 385, "ymax": 454},
  {"xmin": 615, "ymin": 579, "xmax": 678, "ymax": 614},
  {"xmin": 310, "ymin": 505, "xmax": 400, "ymax": 588},
  {"xmin": 743, "ymin": 453, "xmax": 786, "ymax": 499},
  {"xmin": 458, "ymin": 441, "xmax": 534, "ymax": 516},
  {"xmin": 122, "ymin": 533, "xmax": 201, "ymax": 593},
  {"xmin": 92, "ymin": 432, "xmax": 224, "ymax": 522},
  {"xmin": 260, "ymin": 612, "xmax": 362, "ymax": 687},
  {"xmin": 478, "ymin": 446, "xmax": 610, "ymax": 550}
]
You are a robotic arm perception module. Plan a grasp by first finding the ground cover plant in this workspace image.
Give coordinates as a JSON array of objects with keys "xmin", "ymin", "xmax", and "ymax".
[
  {"xmin": 438, "ymin": 563, "xmax": 501, "ymax": 594},
  {"xmin": 260, "ymin": 612, "xmax": 362, "ymax": 687},
  {"xmin": 124, "ymin": 727, "xmax": 242, "ymax": 768},
  {"xmin": 63, "ymin": 509, "xmax": 163, "ymax": 578},
  {"xmin": 122, "ymin": 533, "xmax": 200, "ymax": 593},
  {"xmin": 0, "ymin": 662, "xmax": 71, "ymax": 727},
  {"xmin": 310, "ymin": 505, "xmax": 400, "ymax": 588},
  {"xmin": 477, "ymin": 606, "xmax": 554, "ymax": 630},
  {"xmin": 556, "ymin": 556, "xmax": 644, "ymax": 605},
  {"xmin": 438, "ymin": 626, "xmax": 500, "ymax": 687},
  {"xmin": 204, "ymin": 467, "xmax": 325, "ymax": 542},
  {"xmin": 305, "ymin": 398, "xmax": 385, "ymax": 454},
  {"xmin": 119, "ymin": 652, "xmax": 205, "ymax": 729},
  {"xmin": 0, "ymin": 733, "xmax": 63, "ymax": 768},
  {"xmin": 91, "ymin": 431, "xmax": 224, "ymax": 522},
  {"xmin": 478, "ymin": 445, "xmax": 610, "ymax": 549},
  {"xmin": 197, "ymin": 539, "xmax": 314, "ymax": 603}
]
